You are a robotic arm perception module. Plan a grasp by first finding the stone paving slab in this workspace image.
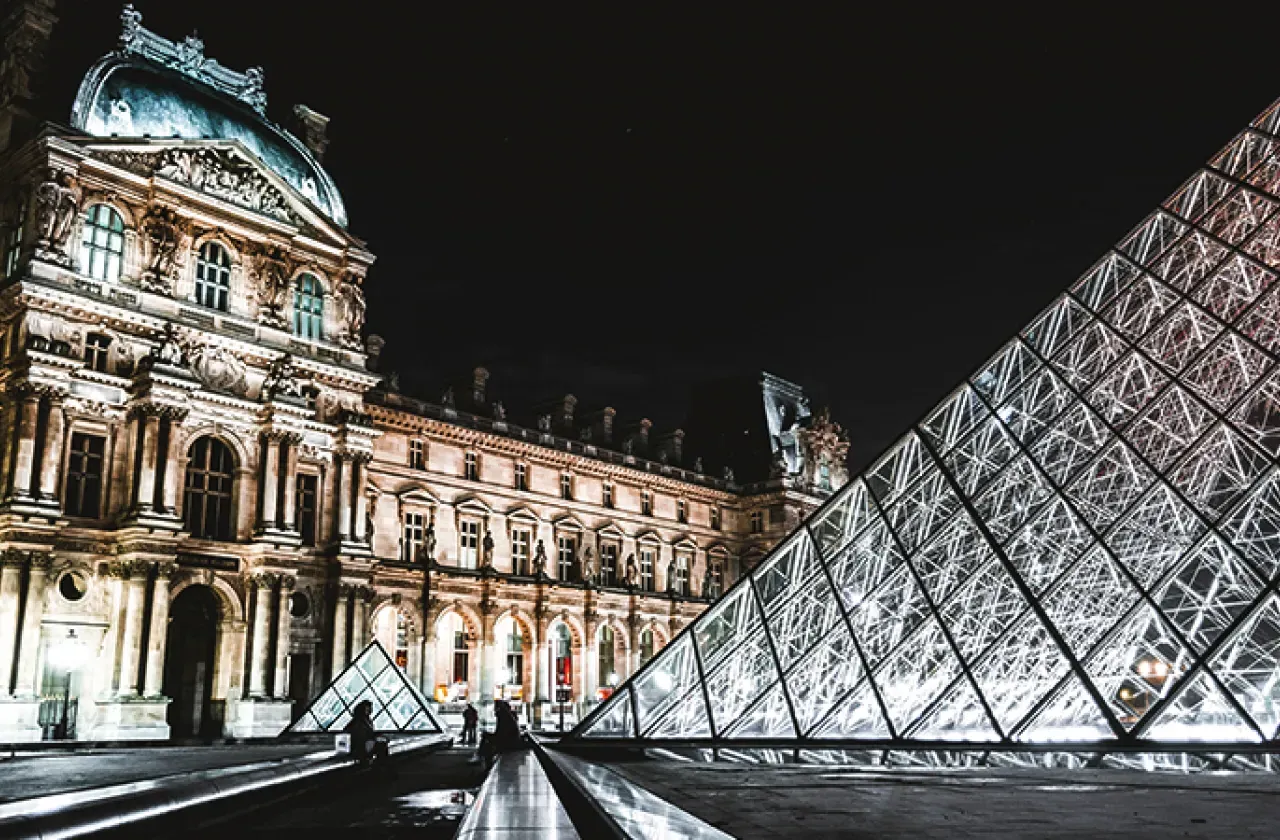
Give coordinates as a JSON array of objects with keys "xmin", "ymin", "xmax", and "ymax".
[
  {"xmin": 0, "ymin": 743, "xmax": 323, "ymax": 803},
  {"xmin": 611, "ymin": 761, "xmax": 1280, "ymax": 839}
]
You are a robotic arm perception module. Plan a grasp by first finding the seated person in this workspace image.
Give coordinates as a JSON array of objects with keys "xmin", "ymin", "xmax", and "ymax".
[{"xmin": 343, "ymin": 699, "xmax": 390, "ymax": 766}]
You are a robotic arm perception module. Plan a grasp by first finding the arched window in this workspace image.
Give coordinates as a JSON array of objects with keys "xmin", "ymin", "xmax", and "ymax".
[
  {"xmin": 183, "ymin": 437, "xmax": 236, "ymax": 540},
  {"xmin": 195, "ymin": 241, "xmax": 231, "ymax": 311},
  {"xmin": 79, "ymin": 204, "xmax": 124, "ymax": 282},
  {"xmin": 293, "ymin": 273, "xmax": 323, "ymax": 339},
  {"xmin": 598, "ymin": 626, "xmax": 616, "ymax": 695},
  {"xmin": 640, "ymin": 628, "xmax": 655, "ymax": 664}
]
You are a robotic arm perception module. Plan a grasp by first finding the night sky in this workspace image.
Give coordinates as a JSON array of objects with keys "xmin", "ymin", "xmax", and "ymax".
[{"xmin": 31, "ymin": 2, "xmax": 1280, "ymax": 472}]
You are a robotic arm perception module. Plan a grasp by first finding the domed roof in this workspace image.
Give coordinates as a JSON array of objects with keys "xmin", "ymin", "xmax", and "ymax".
[{"xmin": 70, "ymin": 9, "xmax": 348, "ymax": 228}]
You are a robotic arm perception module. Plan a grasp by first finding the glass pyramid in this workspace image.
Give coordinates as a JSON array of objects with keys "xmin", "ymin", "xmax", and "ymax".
[
  {"xmin": 574, "ymin": 96, "xmax": 1280, "ymax": 748},
  {"xmin": 285, "ymin": 640, "xmax": 446, "ymax": 734}
]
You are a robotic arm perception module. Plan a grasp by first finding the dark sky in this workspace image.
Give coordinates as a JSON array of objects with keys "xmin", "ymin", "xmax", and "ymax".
[{"xmin": 32, "ymin": 2, "xmax": 1280, "ymax": 472}]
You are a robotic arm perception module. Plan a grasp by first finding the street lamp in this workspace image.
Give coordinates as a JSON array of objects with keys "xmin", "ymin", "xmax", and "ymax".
[{"xmin": 47, "ymin": 629, "xmax": 90, "ymax": 740}]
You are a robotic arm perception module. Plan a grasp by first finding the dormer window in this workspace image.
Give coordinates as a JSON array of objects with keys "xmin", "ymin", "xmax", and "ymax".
[
  {"xmin": 195, "ymin": 241, "xmax": 231, "ymax": 311},
  {"xmin": 80, "ymin": 204, "xmax": 124, "ymax": 282},
  {"xmin": 293, "ymin": 272, "xmax": 323, "ymax": 339},
  {"xmin": 84, "ymin": 332, "xmax": 111, "ymax": 373}
]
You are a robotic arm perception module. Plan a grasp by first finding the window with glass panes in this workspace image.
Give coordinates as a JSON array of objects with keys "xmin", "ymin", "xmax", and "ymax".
[
  {"xmin": 408, "ymin": 439, "xmax": 425, "ymax": 470},
  {"xmin": 393, "ymin": 612, "xmax": 409, "ymax": 670},
  {"xmin": 640, "ymin": 628, "xmax": 655, "ymax": 663},
  {"xmin": 3, "ymin": 203, "xmax": 24, "ymax": 279},
  {"xmin": 750, "ymin": 510, "xmax": 763, "ymax": 533},
  {"xmin": 457, "ymin": 519, "xmax": 480, "ymax": 568},
  {"xmin": 557, "ymin": 535, "xmax": 577, "ymax": 580},
  {"xmin": 641, "ymin": 490, "xmax": 652, "ymax": 516},
  {"xmin": 505, "ymin": 628, "xmax": 523, "ymax": 687},
  {"xmin": 293, "ymin": 273, "xmax": 323, "ymax": 339},
  {"xmin": 64, "ymin": 433, "xmax": 105, "ymax": 518},
  {"xmin": 598, "ymin": 626, "xmax": 616, "ymax": 688},
  {"xmin": 560, "ymin": 473, "xmax": 573, "ymax": 500},
  {"xmin": 514, "ymin": 462, "xmax": 527, "ymax": 491},
  {"xmin": 710, "ymin": 506, "xmax": 721, "ymax": 530},
  {"xmin": 674, "ymin": 553, "xmax": 690, "ymax": 596},
  {"xmin": 195, "ymin": 241, "xmax": 231, "ymax": 311},
  {"xmin": 512, "ymin": 528, "xmax": 531, "ymax": 575},
  {"xmin": 296, "ymin": 474, "xmax": 318, "ymax": 546},
  {"xmin": 84, "ymin": 333, "xmax": 111, "ymax": 373},
  {"xmin": 677, "ymin": 499, "xmax": 687, "ymax": 523},
  {"xmin": 183, "ymin": 437, "xmax": 235, "ymax": 540},
  {"xmin": 452, "ymin": 631, "xmax": 469, "ymax": 689},
  {"xmin": 80, "ymin": 204, "xmax": 124, "ymax": 282},
  {"xmin": 602, "ymin": 482, "xmax": 613, "ymax": 508},
  {"xmin": 464, "ymin": 452, "xmax": 478, "ymax": 481},
  {"xmin": 640, "ymin": 547, "xmax": 655, "ymax": 591},
  {"xmin": 599, "ymin": 543, "xmax": 618, "ymax": 587},
  {"xmin": 402, "ymin": 511, "xmax": 426, "ymax": 562}
]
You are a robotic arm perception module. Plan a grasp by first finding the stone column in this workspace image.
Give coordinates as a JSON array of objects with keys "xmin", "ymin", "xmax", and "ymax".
[
  {"xmin": 350, "ymin": 586, "xmax": 370, "ymax": 654},
  {"xmin": 274, "ymin": 577, "xmax": 295, "ymax": 698},
  {"xmin": 534, "ymin": 614, "xmax": 550, "ymax": 705},
  {"xmin": 36, "ymin": 396, "xmax": 64, "ymax": 502},
  {"xmin": 627, "ymin": 612, "xmax": 641, "ymax": 679},
  {"xmin": 133, "ymin": 411, "xmax": 162, "ymax": 512},
  {"xmin": 143, "ymin": 562, "xmax": 176, "ymax": 696},
  {"xmin": 0, "ymin": 553, "xmax": 24, "ymax": 694},
  {"xmin": 479, "ymin": 607, "xmax": 497, "ymax": 711},
  {"xmin": 335, "ymin": 455, "xmax": 352, "ymax": 541},
  {"xmin": 331, "ymin": 584, "xmax": 350, "ymax": 676},
  {"xmin": 248, "ymin": 574, "xmax": 275, "ymax": 698},
  {"xmin": 160, "ymin": 415, "xmax": 185, "ymax": 514},
  {"xmin": 9, "ymin": 389, "xmax": 40, "ymax": 499},
  {"xmin": 280, "ymin": 437, "xmax": 299, "ymax": 531},
  {"xmin": 352, "ymin": 456, "xmax": 369, "ymax": 543},
  {"xmin": 12, "ymin": 554, "xmax": 50, "ymax": 697},
  {"xmin": 259, "ymin": 434, "xmax": 280, "ymax": 530},
  {"xmin": 116, "ymin": 562, "xmax": 148, "ymax": 696},
  {"xmin": 421, "ymin": 615, "xmax": 437, "ymax": 699},
  {"xmin": 582, "ymin": 613, "xmax": 599, "ymax": 705}
]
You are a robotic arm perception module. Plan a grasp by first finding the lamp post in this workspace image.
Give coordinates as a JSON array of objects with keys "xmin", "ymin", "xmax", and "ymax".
[{"xmin": 48, "ymin": 629, "xmax": 90, "ymax": 740}]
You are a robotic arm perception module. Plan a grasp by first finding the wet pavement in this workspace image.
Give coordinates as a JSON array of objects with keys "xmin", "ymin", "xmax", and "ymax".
[
  {"xmin": 611, "ymin": 760, "xmax": 1280, "ymax": 839},
  {"xmin": 203, "ymin": 746, "xmax": 487, "ymax": 839}
]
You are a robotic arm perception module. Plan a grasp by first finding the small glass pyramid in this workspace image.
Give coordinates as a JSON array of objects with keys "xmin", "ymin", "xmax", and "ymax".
[
  {"xmin": 285, "ymin": 640, "xmax": 446, "ymax": 734},
  {"xmin": 574, "ymin": 95, "xmax": 1280, "ymax": 750}
]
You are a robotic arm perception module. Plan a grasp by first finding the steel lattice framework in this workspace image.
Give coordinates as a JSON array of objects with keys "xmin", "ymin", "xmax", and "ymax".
[{"xmin": 572, "ymin": 97, "xmax": 1280, "ymax": 753}]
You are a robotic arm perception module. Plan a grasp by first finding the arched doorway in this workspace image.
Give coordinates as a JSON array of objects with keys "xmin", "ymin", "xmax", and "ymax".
[{"xmin": 163, "ymin": 585, "xmax": 220, "ymax": 738}]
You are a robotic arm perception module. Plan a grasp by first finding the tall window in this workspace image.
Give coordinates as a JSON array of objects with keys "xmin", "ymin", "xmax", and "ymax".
[
  {"xmin": 183, "ymin": 437, "xmax": 235, "ymax": 540},
  {"xmin": 514, "ymin": 462, "xmax": 527, "ymax": 491},
  {"xmin": 710, "ymin": 506, "xmax": 721, "ymax": 531},
  {"xmin": 600, "ymin": 543, "xmax": 618, "ymax": 587},
  {"xmin": 674, "ymin": 554, "xmax": 690, "ymax": 596},
  {"xmin": 750, "ymin": 510, "xmax": 764, "ymax": 534},
  {"xmin": 393, "ymin": 612, "xmax": 409, "ymax": 670},
  {"xmin": 458, "ymin": 519, "xmax": 480, "ymax": 568},
  {"xmin": 402, "ymin": 511, "xmax": 426, "ymax": 562},
  {"xmin": 602, "ymin": 482, "xmax": 614, "ymax": 508},
  {"xmin": 296, "ymin": 474, "xmax": 318, "ymax": 546},
  {"xmin": 639, "ymin": 628, "xmax": 655, "ymax": 664},
  {"xmin": 65, "ymin": 433, "xmax": 105, "ymax": 518},
  {"xmin": 408, "ymin": 439, "xmax": 425, "ymax": 470},
  {"xmin": 84, "ymin": 332, "xmax": 111, "ymax": 373},
  {"xmin": 557, "ymin": 535, "xmax": 577, "ymax": 581},
  {"xmin": 80, "ymin": 204, "xmax": 124, "ymax": 282},
  {"xmin": 560, "ymin": 472, "xmax": 573, "ymax": 500},
  {"xmin": 598, "ymin": 626, "xmax": 616, "ymax": 690},
  {"xmin": 464, "ymin": 451, "xmax": 478, "ymax": 481},
  {"xmin": 553, "ymin": 624, "xmax": 572, "ymax": 694},
  {"xmin": 452, "ymin": 630, "xmax": 470, "ymax": 692},
  {"xmin": 708, "ymin": 561, "xmax": 723, "ymax": 598},
  {"xmin": 3, "ymin": 202, "xmax": 24, "ymax": 279},
  {"xmin": 640, "ymin": 548, "xmax": 655, "ymax": 592},
  {"xmin": 641, "ymin": 489, "xmax": 653, "ymax": 516},
  {"xmin": 677, "ymin": 499, "xmax": 687, "ymax": 523},
  {"xmin": 194, "ymin": 241, "xmax": 231, "ymax": 311},
  {"xmin": 512, "ymin": 528, "xmax": 532, "ymax": 575},
  {"xmin": 293, "ymin": 272, "xmax": 323, "ymax": 339},
  {"xmin": 505, "ymin": 628, "xmax": 524, "ymax": 688}
]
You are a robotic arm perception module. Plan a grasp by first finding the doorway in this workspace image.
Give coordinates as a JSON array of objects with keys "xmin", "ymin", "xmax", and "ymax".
[{"xmin": 163, "ymin": 585, "xmax": 220, "ymax": 738}]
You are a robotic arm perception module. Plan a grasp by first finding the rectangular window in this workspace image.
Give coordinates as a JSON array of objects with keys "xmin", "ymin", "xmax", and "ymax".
[
  {"xmin": 505, "ymin": 630, "xmax": 524, "ymax": 687},
  {"xmin": 677, "ymin": 499, "xmax": 687, "ymax": 524},
  {"xmin": 600, "ymin": 543, "xmax": 618, "ymax": 587},
  {"xmin": 514, "ymin": 462, "xmax": 528, "ymax": 491},
  {"xmin": 464, "ymin": 452, "xmax": 478, "ymax": 481},
  {"xmin": 512, "ymin": 528, "xmax": 532, "ymax": 575},
  {"xmin": 641, "ymin": 490, "xmax": 653, "ymax": 516},
  {"xmin": 560, "ymin": 473, "xmax": 573, "ymax": 501},
  {"xmin": 750, "ymin": 510, "xmax": 764, "ymax": 534},
  {"xmin": 602, "ymin": 482, "xmax": 613, "ymax": 508},
  {"xmin": 675, "ymin": 554, "xmax": 690, "ymax": 596},
  {"xmin": 459, "ymin": 519, "xmax": 480, "ymax": 568},
  {"xmin": 408, "ymin": 439, "xmax": 425, "ymax": 470},
  {"xmin": 65, "ymin": 432, "xmax": 105, "ymax": 518},
  {"xmin": 708, "ymin": 561, "xmax": 723, "ymax": 598},
  {"xmin": 2, "ymin": 204, "xmax": 23, "ymax": 280},
  {"xmin": 296, "ymin": 474, "xmax": 318, "ymax": 546},
  {"xmin": 557, "ymin": 535, "xmax": 577, "ymax": 581},
  {"xmin": 640, "ymin": 548, "xmax": 655, "ymax": 591},
  {"xmin": 710, "ymin": 506, "xmax": 721, "ymax": 530},
  {"xmin": 402, "ymin": 511, "xmax": 425, "ymax": 562},
  {"xmin": 452, "ymin": 630, "xmax": 470, "ymax": 691},
  {"xmin": 84, "ymin": 333, "xmax": 111, "ymax": 373}
]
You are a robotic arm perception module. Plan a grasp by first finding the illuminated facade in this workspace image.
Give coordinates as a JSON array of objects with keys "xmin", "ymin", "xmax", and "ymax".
[
  {"xmin": 0, "ymin": 5, "xmax": 844, "ymax": 741},
  {"xmin": 577, "ymin": 96, "xmax": 1280, "ymax": 756}
]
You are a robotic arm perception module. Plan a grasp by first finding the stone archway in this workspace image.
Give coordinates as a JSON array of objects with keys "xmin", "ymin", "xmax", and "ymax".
[{"xmin": 163, "ymin": 584, "xmax": 220, "ymax": 738}]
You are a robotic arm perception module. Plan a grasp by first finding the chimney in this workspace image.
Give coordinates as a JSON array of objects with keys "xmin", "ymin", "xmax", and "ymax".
[
  {"xmin": 559, "ymin": 394, "xmax": 577, "ymax": 434},
  {"xmin": 472, "ymin": 366, "xmax": 489, "ymax": 407},
  {"xmin": 656, "ymin": 429, "xmax": 685, "ymax": 466},
  {"xmin": 292, "ymin": 104, "xmax": 330, "ymax": 162},
  {"xmin": 0, "ymin": 0, "xmax": 59, "ymax": 153}
]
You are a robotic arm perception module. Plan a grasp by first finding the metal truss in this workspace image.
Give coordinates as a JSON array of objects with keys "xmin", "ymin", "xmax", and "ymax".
[{"xmin": 572, "ymin": 96, "xmax": 1280, "ymax": 755}]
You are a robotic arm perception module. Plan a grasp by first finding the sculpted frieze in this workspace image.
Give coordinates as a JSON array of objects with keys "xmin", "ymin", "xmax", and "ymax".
[
  {"xmin": 188, "ymin": 342, "xmax": 249, "ymax": 396},
  {"xmin": 251, "ymin": 245, "xmax": 292, "ymax": 328},
  {"xmin": 139, "ymin": 205, "xmax": 187, "ymax": 295}
]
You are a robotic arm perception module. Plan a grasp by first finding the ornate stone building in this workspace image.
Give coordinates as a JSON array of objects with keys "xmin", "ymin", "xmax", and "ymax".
[{"xmin": 0, "ymin": 5, "xmax": 848, "ymax": 741}]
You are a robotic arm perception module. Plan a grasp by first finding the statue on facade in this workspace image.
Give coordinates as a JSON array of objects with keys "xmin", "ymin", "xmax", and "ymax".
[
  {"xmin": 140, "ymin": 205, "xmax": 184, "ymax": 294},
  {"xmin": 621, "ymin": 438, "xmax": 633, "ymax": 455},
  {"xmin": 253, "ymin": 245, "xmax": 291, "ymax": 327},
  {"xmin": 666, "ymin": 558, "xmax": 678, "ymax": 594},
  {"xmin": 703, "ymin": 564, "xmax": 716, "ymax": 599},
  {"xmin": 722, "ymin": 466, "xmax": 735, "ymax": 483},
  {"xmin": 33, "ymin": 171, "xmax": 80, "ymax": 263},
  {"xmin": 491, "ymin": 401, "xmax": 506, "ymax": 421},
  {"xmin": 693, "ymin": 456, "xmax": 704, "ymax": 474},
  {"xmin": 533, "ymin": 539, "xmax": 548, "ymax": 576},
  {"xmin": 769, "ymin": 447, "xmax": 789, "ymax": 479},
  {"xmin": 441, "ymin": 387, "xmax": 455, "ymax": 408},
  {"xmin": 580, "ymin": 547, "xmax": 596, "ymax": 586},
  {"xmin": 423, "ymin": 518, "xmax": 437, "ymax": 565},
  {"xmin": 262, "ymin": 352, "xmax": 305, "ymax": 400},
  {"xmin": 537, "ymin": 414, "xmax": 552, "ymax": 433},
  {"xmin": 144, "ymin": 322, "xmax": 187, "ymax": 368},
  {"xmin": 624, "ymin": 553, "xmax": 639, "ymax": 588},
  {"xmin": 482, "ymin": 527, "xmax": 495, "ymax": 568},
  {"xmin": 335, "ymin": 273, "xmax": 366, "ymax": 348}
]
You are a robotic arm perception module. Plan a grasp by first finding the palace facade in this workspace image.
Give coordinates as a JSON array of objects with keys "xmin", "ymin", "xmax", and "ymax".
[{"xmin": 0, "ymin": 3, "xmax": 849, "ymax": 741}]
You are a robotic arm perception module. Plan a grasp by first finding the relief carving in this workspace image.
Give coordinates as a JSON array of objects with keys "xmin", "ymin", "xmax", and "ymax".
[
  {"xmin": 140, "ymin": 205, "xmax": 185, "ymax": 295},
  {"xmin": 251, "ymin": 245, "xmax": 291, "ymax": 328},
  {"xmin": 188, "ymin": 342, "xmax": 249, "ymax": 395},
  {"xmin": 261, "ymin": 352, "xmax": 306, "ymax": 401},
  {"xmin": 33, "ymin": 171, "xmax": 80, "ymax": 264},
  {"xmin": 335, "ymin": 272, "xmax": 366, "ymax": 349}
]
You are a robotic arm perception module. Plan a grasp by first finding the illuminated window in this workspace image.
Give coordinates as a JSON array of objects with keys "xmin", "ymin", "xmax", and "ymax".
[
  {"xmin": 600, "ymin": 543, "xmax": 618, "ymax": 587},
  {"xmin": 505, "ymin": 628, "xmax": 524, "ymax": 687},
  {"xmin": 639, "ymin": 628, "xmax": 655, "ymax": 664},
  {"xmin": 293, "ymin": 272, "xmax": 323, "ymax": 339},
  {"xmin": 402, "ymin": 511, "xmax": 426, "ymax": 562},
  {"xmin": 674, "ymin": 553, "xmax": 690, "ymax": 596},
  {"xmin": 408, "ymin": 439, "xmax": 425, "ymax": 470},
  {"xmin": 84, "ymin": 332, "xmax": 111, "ymax": 373},
  {"xmin": 512, "ymin": 528, "xmax": 531, "ymax": 575},
  {"xmin": 79, "ymin": 204, "xmax": 124, "ymax": 282},
  {"xmin": 640, "ymin": 548, "xmax": 655, "ymax": 591},
  {"xmin": 557, "ymin": 535, "xmax": 577, "ymax": 580},
  {"xmin": 598, "ymin": 625, "xmax": 616, "ymax": 688},
  {"xmin": 195, "ymin": 241, "xmax": 231, "ymax": 311},
  {"xmin": 458, "ymin": 519, "xmax": 480, "ymax": 568}
]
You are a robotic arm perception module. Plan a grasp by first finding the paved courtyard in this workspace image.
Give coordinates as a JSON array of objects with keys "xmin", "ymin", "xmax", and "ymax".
[{"xmin": 611, "ymin": 760, "xmax": 1280, "ymax": 839}]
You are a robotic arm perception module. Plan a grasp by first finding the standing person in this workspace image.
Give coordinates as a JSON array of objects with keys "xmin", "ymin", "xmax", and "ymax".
[
  {"xmin": 461, "ymin": 702, "xmax": 479, "ymax": 746},
  {"xmin": 493, "ymin": 700, "xmax": 523, "ymax": 752},
  {"xmin": 343, "ymin": 700, "xmax": 390, "ymax": 767}
]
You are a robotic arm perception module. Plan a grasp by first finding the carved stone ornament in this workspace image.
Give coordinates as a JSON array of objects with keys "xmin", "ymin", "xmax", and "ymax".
[
  {"xmin": 96, "ymin": 147, "xmax": 296, "ymax": 223},
  {"xmin": 491, "ymin": 401, "xmax": 506, "ymax": 421},
  {"xmin": 580, "ymin": 547, "xmax": 596, "ymax": 585},
  {"xmin": 335, "ymin": 272, "xmax": 366, "ymax": 349},
  {"xmin": 797, "ymin": 407, "xmax": 851, "ymax": 490},
  {"xmin": 189, "ymin": 343, "xmax": 249, "ymax": 395},
  {"xmin": 262, "ymin": 352, "xmax": 305, "ymax": 401},
  {"xmin": 251, "ymin": 245, "xmax": 291, "ymax": 328},
  {"xmin": 423, "ymin": 518, "xmax": 437, "ymax": 564},
  {"xmin": 533, "ymin": 539, "xmax": 548, "ymax": 576},
  {"xmin": 141, "ymin": 322, "xmax": 188, "ymax": 369},
  {"xmin": 140, "ymin": 205, "xmax": 185, "ymax": 295},
  {"xmin": 482, "ymin": 527, "xmax": 495, "ymax": 568},
  {"xmin": 33, "ymin": 171, "xmax": 80, "ymax": 263}
]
